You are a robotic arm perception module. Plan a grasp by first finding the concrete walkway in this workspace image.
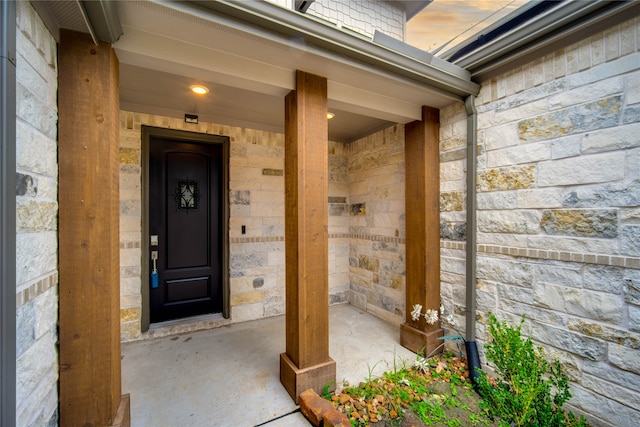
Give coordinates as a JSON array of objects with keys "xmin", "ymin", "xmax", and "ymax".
[{"xmin": 122, "ymin": 304, "xmax": 418, "ymax": 426}]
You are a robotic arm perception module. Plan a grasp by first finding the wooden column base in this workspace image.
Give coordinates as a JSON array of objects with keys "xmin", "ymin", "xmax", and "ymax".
[
  {"xmin": 400, "ymin": 323, "xmax": 444, "ymax": 356},
  {"xmin": 280, "ymin": 353, "xmax": 336, "ymax": 403},
  {"xmin": 110, "ymin": 394, "xmax": 131, "ymax": 427}
]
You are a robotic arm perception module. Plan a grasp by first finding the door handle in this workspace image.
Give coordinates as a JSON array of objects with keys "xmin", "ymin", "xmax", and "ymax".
[{"xmin": 151, "ymin": 251, "xmax": 159, "ymax": 288}]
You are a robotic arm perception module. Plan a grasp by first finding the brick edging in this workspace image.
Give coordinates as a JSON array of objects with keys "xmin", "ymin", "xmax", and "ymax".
[{"xmin": 441, "ymin": 240, "xmax": 640, "ymax": 269}]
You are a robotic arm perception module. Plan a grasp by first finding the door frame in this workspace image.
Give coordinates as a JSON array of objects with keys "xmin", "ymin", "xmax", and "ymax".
[{"xmin": 141, "ymin": 126, "xmax": 230, "ymax": 332}]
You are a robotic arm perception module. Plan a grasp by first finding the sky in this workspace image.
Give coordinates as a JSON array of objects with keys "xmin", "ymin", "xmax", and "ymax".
[{"xmin": 406, "ymin": 0, "xmax": 530, "ymax": 54}]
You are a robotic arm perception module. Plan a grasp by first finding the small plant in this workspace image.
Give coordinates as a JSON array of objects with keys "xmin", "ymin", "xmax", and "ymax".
[
  {"xmin": 322, "ymin": 381, "xmax": 335, "ymax": 399},
  {"xmin": 476, "ymin": 313, "xmax": 589, "ymax": 427}
]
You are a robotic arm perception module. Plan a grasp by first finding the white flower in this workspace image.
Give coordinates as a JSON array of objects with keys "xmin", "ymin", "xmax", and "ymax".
[
  {"xmin": 411, "ymin": 304, "xmax": 423, "ymax": 321},
  {"xmin": 414, "ymin": 356, "xmax": 429, "ymax": 373},
  {"xmin": 399, "ymin": 378, "xmax": 411, "ymax": 386},
  {"xmin": 440, "ymin": 304, "xmax": 445, "ymax": 315},
  {"xmin": 425, "ymin": 309, "xmax": 439, "ymax": 325}
]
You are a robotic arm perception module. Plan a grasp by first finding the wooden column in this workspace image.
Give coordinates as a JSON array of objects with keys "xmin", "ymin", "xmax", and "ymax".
[
  {"xmin": 58, "ymin": 30, "xmax": 130, "ymax": 427},
  {"xmin": 401, "ymin": 106, "xmax": 444, "ymax": 355},
  {"xmin": 280, "ymin": 70, "xmax": 336, "ymax": 402}
]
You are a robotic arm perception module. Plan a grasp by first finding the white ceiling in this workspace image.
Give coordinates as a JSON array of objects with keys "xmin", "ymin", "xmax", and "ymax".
[
  {"xmin": 36, "ymin": 0, "xmax": 473, "ymax": 143},
  {"xmin": 112, "ymin": 1, "xmax": 472, "ymax": 142}
]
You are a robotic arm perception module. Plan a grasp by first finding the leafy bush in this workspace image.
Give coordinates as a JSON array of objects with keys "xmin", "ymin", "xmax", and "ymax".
[{"xmin": 476, "ymin": 313, "xmax": 588, "ymax": 427}]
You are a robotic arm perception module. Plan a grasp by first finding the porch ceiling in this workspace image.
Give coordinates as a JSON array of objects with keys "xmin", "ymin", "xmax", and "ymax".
[
  {"xmin": 41, "ymin": 0, "xmax": 477, "ymax": 143},
  {"xmin": 114, "ymin": 1, "xmax": 477, "ymax": 143}
]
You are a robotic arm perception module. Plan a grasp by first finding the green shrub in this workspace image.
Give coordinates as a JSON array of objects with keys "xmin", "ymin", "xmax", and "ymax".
[{"xmin": 476, "ymin": 313, "xmax": 588, "ymax": 427}]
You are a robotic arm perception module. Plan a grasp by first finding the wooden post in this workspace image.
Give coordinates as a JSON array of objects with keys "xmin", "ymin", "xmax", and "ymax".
[
  {"xmin": 280, "ymin": 70, "xmax": 336, "ymax": 402},
  {"xmin": 400, "ymin": 106, "xmax": 444, "ymax": 355},
  {"xmin": 58, "ymin": 30, "xmax": 130, "ymax": 427}
]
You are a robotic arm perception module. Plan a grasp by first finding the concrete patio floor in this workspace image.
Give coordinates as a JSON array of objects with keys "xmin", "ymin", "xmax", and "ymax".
[{"xmin": 122, "ymin": 303, "xmax": 419, "ymax": 426}]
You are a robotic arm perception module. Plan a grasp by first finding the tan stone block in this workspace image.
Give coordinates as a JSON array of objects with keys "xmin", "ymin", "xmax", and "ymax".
[
  {"xmin": 477, "ymin": 165, "xmax": 535, "ymax": 192},
  {"xmin": 119, "ymin": 147, "xmax": 140, "ymax": 165},
  {"xmin": 120, "ymin": 307, "xmax": 141, "ymax": 322},
  {"xmin": 230, "ymin": 290, "xmax": 264, "ymax": 306}
]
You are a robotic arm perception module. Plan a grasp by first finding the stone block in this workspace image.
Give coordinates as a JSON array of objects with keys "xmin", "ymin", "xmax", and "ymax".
[
  {"xmin": 17, "ymin": 83, "xmax": 57, "ymax": 140},
  {"xmin": 440, "ymin": 221, "xmax": 466, "ymax": 241},
  {"xmin": 583, "ymin": 122, "xmax": 640, "ymax": 153},
  {"xmin": 537, "ymin": 263, "xmax": 583, "ymax": 287},
  {"xmin": 440, "ymin": 191, "xmax": 463, "ymax": 211},
  {"xmin": 477, "ymin": 257, "xmax": 534, "ymax": 287},
  {"xmin": 16, "ymin": 301, "xmax": 36, "ymax": 358},
  {"xmin": 483, "ymin": 122, "xmax": 519, "ymax": 150},
  {"xmin": 230, "ymin": 290, "xmax": 265, "ymax": 306},
  {"xmin": 486, "ymin": 141, "xmax": 550, "ymax": 168},
  {"xmin": 584, "ymin": 265, "xmax": 623, "ymax": 293},
  {"xmin": 535, "ymin": 284, "xmax": 622, "ymax": 323},
  {"xmin": 16, "ymin": 199, "xmax": 57, "ymax": 232},
  {"xmin": 16, "ymin": 172, "xmax": 37, "ymax": 196},
  {"xmin": 622, "ymin": 225, "xmax": 640, "ymax": 255},
  {"xmin": 562, "ymin": 179, "xmax": 640, "ymax": 208},
  {"xmin": 541, "ymin": 209, "xmax": 618, "ymax": 238},
  {"xmin": 440, "ymin": 159, "xmax": 464, "ymax": 182},
  {"xmin": 477, "ymin": 191, "xmax": 516, "ymax": 209},
  {"xmin": 550, "ymin": 77, "xmax": 624, "ymax": 110},
  {"xmin": 630, "ymin": 305, "xmax": 640, "ymax": 333},
  {"xmin": 568, "ymin": 319, "xmax": 638, "ymax": 349},
  {"xmin": 477, "ymin": 165, "xmax": 535, "ymax": 192},
  {"xmin": 609, "ymin": 344, "xmax": 640, "ymax": 374},
  {"xmin": 570, "ymin": 384, "xmax": 639, "ymax": 427},
  {"xmin": 16, "ymin": 328, "xmax": 56, "ymax": 409},
  {"xmin": 584, "ymin": 359, "xmax": 640, "ymax": 394},
  {"xmin": 119, "ymin": 147, "xmax": 140, "ymax": 165},
  {"xmin": 538, "ymin": 152, "xmax": 625, "ymax": 187},
  {"xmin": 16, "ymin": 232, "xmax": 57, "ymax": 285},
  {"xmin": 478, "ymin": 210, "xmax": 540, "ymax": 234},
  {"xmin": 531, "ymin": 321, "xmax": 606, "ymax": 361},
  {"xmin": 550, "ymin": 135, "xmax": 582, "ymax": 159},
  {"xmin": 624, "ymin": 276, "xmax": 640, "ymax": 306},
  {"xmin": 34, "ymin": 287, "xmax": 58, "ymax": 340},
  {"xmin": 518, "ymin": 95, "xmax": 622, "ymax": 142},
  {"xmin": 626, "ymin": 72, "xmax": 640, "ymax": 105}
]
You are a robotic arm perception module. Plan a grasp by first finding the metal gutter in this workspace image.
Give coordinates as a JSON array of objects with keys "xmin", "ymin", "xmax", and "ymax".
[
  {"xmin": 186, "ymin": 0, "xmax": 479, "ymax": 99},
  {"xmin": 464, "ymin": 95, "xmax": 481, "ymax": 390},
  {"xmin": 442, "ymin": 0, "xmax": 640, "ymax": 81},
  {"xmin": 0, "ymin": 1, "xmax": 17, "ymax": 425}
]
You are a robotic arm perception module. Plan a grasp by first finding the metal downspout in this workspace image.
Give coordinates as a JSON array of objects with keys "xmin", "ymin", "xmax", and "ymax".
[
  {"xmin": 0, "ymin": 0, "xmax": 17, "ymax": 425},
  {"xmin": 464, "ymin": 95, "xmax": 482, "ymax": 389}
]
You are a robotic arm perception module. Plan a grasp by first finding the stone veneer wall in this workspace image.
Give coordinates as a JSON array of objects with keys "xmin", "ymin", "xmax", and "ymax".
[
  {"xmin": 120, "ymin": 112, "xmax": 350, "ymax": 340},
  {"xmin": 348, "ymin": 125, "xmax": 406, "ymax": 324},
  {"xmin": 305, "ymin": 0, "xmax": 405, "ymax": 41},
  {"xmin": 15, "ymin": 2, "xmax": 59, "ymax": 426},
  {"xmin": 440, "ymin": 17, "xmax": 640, "ymax": 426}
]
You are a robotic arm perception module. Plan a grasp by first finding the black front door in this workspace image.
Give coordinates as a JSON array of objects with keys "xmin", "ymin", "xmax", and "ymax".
[{"xmin": 149, "ymin": 135, "xmax": 223, "ymax": 323}]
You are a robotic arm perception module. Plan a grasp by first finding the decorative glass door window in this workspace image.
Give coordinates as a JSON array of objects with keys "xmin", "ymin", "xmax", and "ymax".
[{"xmin": 175, "ymin": 180, "xmax": 200, "ymax": 211}]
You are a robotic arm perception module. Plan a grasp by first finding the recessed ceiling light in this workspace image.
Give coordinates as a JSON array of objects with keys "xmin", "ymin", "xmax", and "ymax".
[
  {"xmin": 190, "ymin": 85, "xmax": 209, "ymax": 95},
  {"xmin": 327, "ymin": 112, "xmax": 335, "ymax": 119}
]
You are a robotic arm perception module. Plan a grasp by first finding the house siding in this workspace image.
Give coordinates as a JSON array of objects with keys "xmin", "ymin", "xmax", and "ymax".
[
  {"xmin": 119, "ymin": 113, "xmax": 350, "ymax": 340},
  {"xmin": 305, "ymin": 0, "xmax": 405, "ymax": 41},
  {"xmin": 14, "ymin": 2, "xmax": 59, "ymax": 426},
  {"xmin": 440, "ymin": 17, "xmax": 640, "ymax": 427}
]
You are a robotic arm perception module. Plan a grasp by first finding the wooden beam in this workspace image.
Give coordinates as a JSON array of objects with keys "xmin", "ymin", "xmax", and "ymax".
[
  {"xmin": 58, "ymin": 30, "xmax": 129, "ymax": 427},
  {"xmin": 280, "ymin": 70, "xmax": 335, "ymax": 402},
  {"xmin": 401, "ymin": 106, "xmax": 444, "ymax": 355}
]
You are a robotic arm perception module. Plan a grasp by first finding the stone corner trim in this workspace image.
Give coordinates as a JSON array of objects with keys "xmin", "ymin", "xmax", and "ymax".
[
  {"xmin": 16, "ymin": 271, "xmax": 58, "ymax": 308},
  {"xmin": 440, "ymin": 240, "xmax": 640, "ymax": 270}
]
